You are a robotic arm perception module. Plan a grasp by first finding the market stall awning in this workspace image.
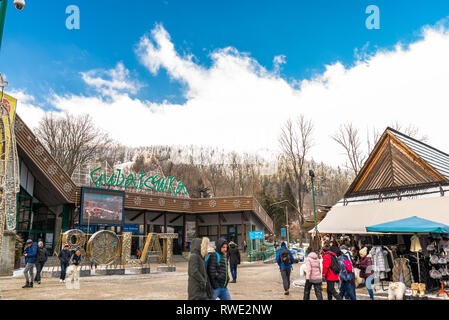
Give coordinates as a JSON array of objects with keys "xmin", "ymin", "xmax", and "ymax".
[
  {"xmin": 315, "ymin": 195, "xmax": 449, "ymax": 234},
  {"xmin": 365, "ymin": 216, "xmax": 449, "ymax": 233}
]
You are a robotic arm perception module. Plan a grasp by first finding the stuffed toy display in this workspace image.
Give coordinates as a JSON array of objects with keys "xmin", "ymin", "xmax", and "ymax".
[{"xmin": 388, "ymin": 282, "xmax": 406, "ymax": 300}]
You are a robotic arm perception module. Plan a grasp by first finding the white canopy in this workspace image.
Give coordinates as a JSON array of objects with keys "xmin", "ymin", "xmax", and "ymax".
[{"xmin": 316, "ymin": 196, "xmax": 449, "ymax": 234}]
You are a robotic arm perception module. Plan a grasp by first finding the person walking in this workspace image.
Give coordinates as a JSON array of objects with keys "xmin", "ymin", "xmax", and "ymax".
[
  {"xmin": 206, "ymin": 238, "xmax": 231, "ymax": 300},
  {"xmin": 322, "ymin": 244, "xmax": 342, "ymax": 300},
  {"xmin": 340, "ymin": 244, "xmax": 357, "ymax": 299},
  {"xmin": 188, "ymin": 237, "xmax": 211, "ymax": 300},
  {"xmin": 69, "ymin": 248, "xmax": 82, "ymax": 284},
  {"xmin": 276, "ymin": 241, "xmax": 294, "ymax": 295},
  {"xmin": 22, "ymin": 239, "xmax": 37, "ymax": 288},
  {"xmin": 58, "ymin": 244, "xmax": 71, "ymax": 283},
  {"xmin": 34, "ymin": 241, "xmax": 48, "ymax": 285},
  {"xmin": 303, "ymin": 247, "xmax": 323, "ymax": 300},
  {"xmin": 357, "ymin": 247, "xmax": 375, "ymax": 300},
  {"xmin": 228, "ymin": 241, "xmax": 240, "ymax": 283},
  {"xmin": 337, "ymin": 247, "xmax": 356, "ymax": 300}
]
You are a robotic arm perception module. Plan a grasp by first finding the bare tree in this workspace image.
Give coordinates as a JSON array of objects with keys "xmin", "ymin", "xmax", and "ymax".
[
  {"xmin": 278, "ymin": 115, "xmax": 314, "ymax": 218},
  {"xmin": 36, "ymin": 112, "xmax": 112, "ymax": 176},
  {"xmin": 389, "ymin": 121, "xmax": 428, "ymax": 142},
  {"xmin": 332, "ymin": 123, "xmax": 365, "ymax": 176}
]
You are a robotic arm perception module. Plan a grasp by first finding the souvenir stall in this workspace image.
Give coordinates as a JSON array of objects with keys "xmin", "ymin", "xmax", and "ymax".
[{"xmin": 365, "ymin": 216, "xmax": 449, "ymax": 298}]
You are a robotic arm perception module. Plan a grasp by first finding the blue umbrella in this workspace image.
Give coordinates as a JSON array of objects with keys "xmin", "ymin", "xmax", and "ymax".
[{"xmin": 366, "ymin": 216, "xmax": 449, "ymax": 233}]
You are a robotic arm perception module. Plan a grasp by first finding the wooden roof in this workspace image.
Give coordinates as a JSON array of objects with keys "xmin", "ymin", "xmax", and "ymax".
[
  {"xmin": 345, "ymin": 128, "xmax": 449, "ymax": 197},
  {"xmin": 14, "ymin": 114, "xmax": 274, "ymax": 233}
]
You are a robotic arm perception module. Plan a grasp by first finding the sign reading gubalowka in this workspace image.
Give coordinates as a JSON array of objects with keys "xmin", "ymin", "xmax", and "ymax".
[{"xmin": 90, "ymin": 167, "xmax": 189, "ymax": 196}]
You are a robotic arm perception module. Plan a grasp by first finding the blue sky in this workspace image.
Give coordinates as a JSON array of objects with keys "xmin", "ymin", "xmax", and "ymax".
[
  {"xmin": 2, "ymin": 0, "xmax": 449, "ymax": 166},
  {"xmin": 2, "ymin": 0, "xmax": 448, "ymax": 104}
]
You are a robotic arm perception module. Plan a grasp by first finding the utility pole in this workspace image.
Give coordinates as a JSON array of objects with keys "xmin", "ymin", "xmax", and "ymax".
[
  {"xmin": 285, "ymin": 204, "xmax": 290, "ymax": 247},
  {"xmin": 0, "ymin": 0, "xmax": 8, "ymax": 50},
  {"xmin": 309, "ymin": 169, "xmax": 321, "ymax": 251}
]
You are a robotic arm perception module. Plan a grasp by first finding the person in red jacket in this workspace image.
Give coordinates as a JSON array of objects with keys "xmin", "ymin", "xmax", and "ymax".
[{"xmin": 322, "ymin": 245, "xmax": 342, "ymax": 300}]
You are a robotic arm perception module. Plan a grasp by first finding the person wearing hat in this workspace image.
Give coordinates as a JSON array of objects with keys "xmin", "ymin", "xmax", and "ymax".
[
  {"xmin": 22, "ymin": 239, "xmax": 37, "ymax": 288},
  {"xmin": 34, "ymin": 241, "xmax": 48, "ymax": 285},
  {"xmin": 58, "ymin": 244, "xmax": 72, "ymax": 283},
  {"xmin": 357, "ymin": 247, "xmax": 375, "ymax": 300},
  {"xmin": 69, "ymin": 247, "xmax": 82, "ymax": 285},
  {"xmin": 275, "ymin": 241, "xmax": 295, "ymax": 295},
  {"xmin": 228, "ymin": 241, "xmax": 240, "ymax": 283}
]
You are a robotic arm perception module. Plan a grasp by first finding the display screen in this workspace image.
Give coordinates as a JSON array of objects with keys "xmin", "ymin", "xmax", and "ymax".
[{"xmin": 81, "ymin": 188, "xmax": 124, "ymax": 225}]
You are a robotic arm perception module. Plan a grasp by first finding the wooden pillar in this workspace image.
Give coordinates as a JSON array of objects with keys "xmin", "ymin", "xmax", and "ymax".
[
  {"xmin": 218, "ymin": 213, "xmax": 221, "ymax": 239},
  {"xmin": 195, "ymin": 215, "xmax": 199, "ymax": 237},
  {"xmin": 144, "ymin": 211, "xmax": 147, "ymax": 236},
  {"xmin": 182, "ymin": 213, "xmax": 186, "ymax": 252},
  {"xmin": 164, "ymin": 212, "xmax": 167, "ymax": 233},
  {"xmin": 241, "ymin": 212, "xmax": 244, "ymax": 250}
]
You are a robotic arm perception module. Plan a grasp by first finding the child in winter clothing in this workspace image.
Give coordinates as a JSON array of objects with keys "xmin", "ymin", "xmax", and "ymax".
[{"xmin": 322, "ymin": 245, "xmax": 342, "ymax": 300}]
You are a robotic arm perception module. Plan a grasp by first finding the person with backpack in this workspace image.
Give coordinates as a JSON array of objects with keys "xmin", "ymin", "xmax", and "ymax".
[
  {"xmin": 206, "ymin": 238, "xmax": 231, "ymax": 300},
  {"xmin": 303, "ymin": 246, "xmax": 323, "ymax": 300},
  {"xmin": 275, "ymin": 241, "xmax": 295, "ymax": 295},
  {"xmin": 22, "ymin": 239, "xmax": 37, "ymax": 288},
  {"xmin": 337, "ymin": 248, "xmax": 356, "ymax": 300},
  {"xmin": 322, "ymin": 244, "xmax": 342, "ymax": 300},
  {"xmin": 34, "ymin": 241, "xmax": 48, "ymax": 285},
  {"xmin": 340, "ymin": 244, "xmax": 357, "ymax": 299},
  {"xmin": 228, "ymin": 241, "xmax": 240, "ymax": 283},
  {"xmin": 188, "ymin": 237, "xmax": 211, "ymax": 300}
]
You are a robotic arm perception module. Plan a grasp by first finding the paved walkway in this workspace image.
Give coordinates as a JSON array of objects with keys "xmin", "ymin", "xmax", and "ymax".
[{"xmin": 0, "ymin": 261, "xmax": 440, "ymax": 300}]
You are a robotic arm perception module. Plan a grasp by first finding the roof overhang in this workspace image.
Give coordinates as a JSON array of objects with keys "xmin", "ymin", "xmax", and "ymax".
[{"xmin": 315, "ymin": 196, "xmax": 449, "ymax": 234}]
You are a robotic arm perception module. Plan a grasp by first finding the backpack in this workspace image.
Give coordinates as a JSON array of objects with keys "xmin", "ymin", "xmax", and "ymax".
[
  {"xmin": 279, "ymin": 249, "xmax": 292, "ymax": 266},
  {"xmin": 326, "ymin": 252, "xmax": 341, "ymax": 275},
  {"xmin": 205, "ymin": 251, "xmax": 220, "ymax": 268},
  {"xmin": 338, "ymin": 256, "xmax": 353, "ymax": 281}
]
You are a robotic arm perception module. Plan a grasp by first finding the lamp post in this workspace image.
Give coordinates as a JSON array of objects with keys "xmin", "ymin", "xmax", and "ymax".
[{"xmin": 309, "ymin": 169, "xmax": 321, "ymax": 251}]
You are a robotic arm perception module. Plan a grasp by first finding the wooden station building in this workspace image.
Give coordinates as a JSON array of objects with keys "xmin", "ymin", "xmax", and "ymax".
[
  {"xmin": 13, "ymin": 115, "xmax": 274, "ymax": 254},
  {"xmin": 317, "ymin": 127, "xmax": 449, "ymax": 234}
]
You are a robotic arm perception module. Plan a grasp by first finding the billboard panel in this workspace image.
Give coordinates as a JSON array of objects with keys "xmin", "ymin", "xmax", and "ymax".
[{"xmin": 80, "ymin": 188, "xmax": 124, "ymax": 225}]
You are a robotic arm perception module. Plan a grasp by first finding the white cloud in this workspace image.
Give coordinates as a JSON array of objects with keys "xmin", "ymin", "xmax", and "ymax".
[
  {"xmin": 13, "ymin": 22, "xmax": 449, "ymax": 167},
  {"xmin": 80, "ymin": 62, "xmax": 142, "ymax": 97}
]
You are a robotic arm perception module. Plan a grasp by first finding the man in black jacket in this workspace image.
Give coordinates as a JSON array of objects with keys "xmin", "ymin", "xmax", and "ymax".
[
  {"xmin": 206, "ymin": 238, "xmax": 231, "ymax": 300},
  {"xmin": 188, "ymin": 238, "xmax": 210, "ymax": 300},
  {"xmin": 228, "ymin": 241, "xmax": 240, "ymax": 283},
  {"xmin": 34, "ymin": 241, "xmax": 48, "ymax": 285},
  {"xmin": 58, "ymin": 244, "xmax": 71, "ymax": 283}
]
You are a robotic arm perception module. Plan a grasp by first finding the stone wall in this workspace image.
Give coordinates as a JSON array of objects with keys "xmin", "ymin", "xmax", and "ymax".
[{"xmin": 0, "ymin": 231, "xmax": 16, "ymax": 276}]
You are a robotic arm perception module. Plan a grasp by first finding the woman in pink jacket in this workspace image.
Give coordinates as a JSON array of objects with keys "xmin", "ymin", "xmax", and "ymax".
[{"xmin": 303, "ymin": 247, "xmax": 323, "ymax": 300}]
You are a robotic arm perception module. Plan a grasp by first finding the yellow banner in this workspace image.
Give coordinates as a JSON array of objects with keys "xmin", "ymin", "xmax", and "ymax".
[{"xmin": 1, "ymin": 93, "xmax": 17, "ymax": 175}]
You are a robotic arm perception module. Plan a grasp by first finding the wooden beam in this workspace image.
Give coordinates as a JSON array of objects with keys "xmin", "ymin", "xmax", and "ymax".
[
  {"xmin": 144, "ymin": 211, "xmax": 147, "ymax": 236},
  {"xmin": 169, "ymin": 214, "xmax": 183, "ymax": 224},
  {"xmin": 220, "ymin": 213, "xmax": 227, "ymax": 223},
  {"xmin": 195, "ymin": 215, "xmax": 199, "ymax": 237},
  {"xmin": 164, "ymin": 212, "xmax": 167, "ymax": 233},
  {"xmin": 130, "ymin": 211, "xmax": 145, "ymax": 221},
  {"xmin": 182, "ymin": 213, "xmax": 186, "ymax": 252},
  {"xmin": 218, "ymin": 213, "xmax": 221, "ymax": 239},
  {"xmin": 150, "ymin": 212, "xmax": 164, "ymax": 222},
  {"xmin": 241, "ymin": 212, "xmax": 244, "ymax": 250}
]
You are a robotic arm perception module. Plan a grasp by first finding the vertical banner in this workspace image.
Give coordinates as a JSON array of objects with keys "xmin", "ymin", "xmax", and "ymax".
[{"xmin": 1, "ymin": 93, "xmax": 18, "ymax": 231}]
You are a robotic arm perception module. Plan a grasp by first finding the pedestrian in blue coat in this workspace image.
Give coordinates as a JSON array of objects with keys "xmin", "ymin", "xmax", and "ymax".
[
  {"xmin": 276, "ymin": 242, "xmax": 295, "ymax": 295},
  {"xmin": 22, "ymin": 239, "xmax": 37, "ymax": 288}
]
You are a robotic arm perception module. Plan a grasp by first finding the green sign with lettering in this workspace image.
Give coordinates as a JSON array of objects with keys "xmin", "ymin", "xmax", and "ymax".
[{"xmin": 89, "ymin": 167, "xmax": 189, "ymax": 196}]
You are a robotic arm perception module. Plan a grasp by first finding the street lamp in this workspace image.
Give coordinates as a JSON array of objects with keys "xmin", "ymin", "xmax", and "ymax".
[
  {"xmin": 0, "ymin": 0, "xmax": 26, "ymax": 50},
  {"xmin": 309, "ymin": 169, "xmax": 321, "ymax": 251},
  {"xmin": 269, "ymin": 200, "xmax": 302, "ymax": 248}
]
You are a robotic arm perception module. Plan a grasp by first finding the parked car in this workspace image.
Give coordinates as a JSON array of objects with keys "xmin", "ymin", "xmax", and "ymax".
[{"xmin": 291, "ymin": 247, "xmax": 305, "ymax": 262}]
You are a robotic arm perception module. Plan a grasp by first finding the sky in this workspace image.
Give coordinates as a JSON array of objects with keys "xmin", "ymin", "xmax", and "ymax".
[{"xmin": 2, "ymin": 0, "xmax": 449, "ymax": 168}]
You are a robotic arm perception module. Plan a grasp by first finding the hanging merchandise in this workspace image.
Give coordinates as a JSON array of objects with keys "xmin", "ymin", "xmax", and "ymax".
[
  {"xmin": 430, "ymin": 254, "xmax": 439, "ymax": 265},
  {"xmin": 410, "ymin": 234, "xmax": 422, "ymax": 252},
  {"xmin": 430, "ymin": 267, "xmax": 442, "ymax": 280},
  {"xmin": 392, "ymin": 258, "xmax": 413, "ymax": 287}
]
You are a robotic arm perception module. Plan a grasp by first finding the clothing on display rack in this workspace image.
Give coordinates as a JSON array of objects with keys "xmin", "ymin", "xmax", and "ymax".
[{"xmin": 392, "ymin": 257, "xmax": 413, "ymax": 287}]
